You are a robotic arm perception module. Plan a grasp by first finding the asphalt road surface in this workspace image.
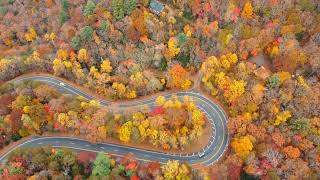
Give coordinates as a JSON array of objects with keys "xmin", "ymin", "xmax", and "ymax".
[{"xmin": 0, "ymin": 75, "xmax": 229, "ymax": 165}]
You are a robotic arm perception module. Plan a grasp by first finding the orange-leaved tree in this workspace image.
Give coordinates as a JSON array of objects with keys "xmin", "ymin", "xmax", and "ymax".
[
  {"xmin": 241, "ymin": 2, "xmax": 253, "ymax": 19},
  {"xmin": 283, "ymin": 146, "xmax": 301, "ymax": 159},
  {"xmin": 167, "ymin": 64, "xmax": 192, "ymax": 90}
]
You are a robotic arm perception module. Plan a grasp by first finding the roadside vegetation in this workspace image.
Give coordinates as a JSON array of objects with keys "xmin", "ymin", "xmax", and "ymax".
[
  {"xmin": 0, "ymin": 146, "xmax": 211, "ymax": 179},
  {"xmin": 0, "ymin": 81, "xmax": 207, "ymax": 151}
]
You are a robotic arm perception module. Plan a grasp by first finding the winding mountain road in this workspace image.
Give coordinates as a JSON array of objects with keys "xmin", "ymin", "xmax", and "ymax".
[{"xmin": 0, "ymin": 75, "xmax": 229, "ymax": 165}]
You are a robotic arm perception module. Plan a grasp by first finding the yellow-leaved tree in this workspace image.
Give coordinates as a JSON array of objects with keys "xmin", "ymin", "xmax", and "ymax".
[
  {"xmin": 112, "ymin": 82, "xmax": 126, "ymax": 98},
  {"xmin": 167, "ymin": 37, "xmax": 180, "ymax": 58},
  {"xmin": 192, "ymin": 108, "xmax": 205, "ymax": 137},
  {"xmin": 224, "ymin": 80, "xmax": 246, "ymax": 103},
  {"xmin": 57, "ymin": 113, "xmax": 70, "ymax": 128},
  {"xmin": 162, "ymin": 160, "xmax": 191, "ymax": 179},
  {"xmin": 57, "ymin": 49, "xmax": 68, "ymax": 61},
  {"xmin": 201, "ymin": 53, "xmax": 240, "ymax": 99},
  {"xmin": 72, "ymin": 61, "xmax": 86, "ymax": 81},
  {"xmin": 220, "ymin": 53, "xmax": 238, "ymax": 70},
  {"xmin": 274, "ymin": 111, "xmax": 292, "ymax": 126},
  {"xmin": 89, "ymin": 66, "xmax": 101, "ymax": 79},
  {"xmin": 78, "ymin": 48, "xmax": 88, "ymax": 63},
  {"xmin": 231, "ymin": 136, "xmax": 253, "ymax": 159},
  {"xmin": 100, "ymin": 59, "xmax": 113, "ymax": 73},
  {"xmin": 24, "ymin": 27, "xmax": 37, "ymax": 42},
  {"xmin": 156, "ymin": 96, "xmax": 166, "ymax": 106},
  {"xmin": 162, "ymin": 160, "xmax": 180, "ymax": 179},
  {"xmin": 52, "ymin": 58, "xmax": 65, "ymax": 76},
  {"xmin": 125, "ymin": 90, "xmax": 137, "ymax": 99},
  {"xmin": 119, "ymin": 121, "xmax": 133, "ymax": 143}
]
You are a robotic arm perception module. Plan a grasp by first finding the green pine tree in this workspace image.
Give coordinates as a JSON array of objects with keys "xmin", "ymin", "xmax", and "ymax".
[
  {"xmin": 84, "ymin": 0, "xmax": 96, "ymax": 17},
  {"xmin": 80, "ymin": 26, "xmax": 93, "ymax": 41},
  {"xmin": 124, "ymin": 0, "xmax": 137, "ymax": 15},
  {"xmin": 71, "ymin": 36, "xmax": 81, "ymax": 50},
  {"xmin": 60, "ymin": 0, "xmax": 69, "ymax": 12},
  {"xmin": 112, "ymin": 0, "xmax": 125, "ymax": 20},
  {"xmin": 91, "ymin": 152, "xmax": 111, "ymax": 176}
]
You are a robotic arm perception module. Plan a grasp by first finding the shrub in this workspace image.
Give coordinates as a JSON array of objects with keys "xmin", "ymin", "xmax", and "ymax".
[
  {"xmin": 11, "ymin": 134, "xmax": 22, "ymax": 141},
  {"xmin": 218, "ymin": 29, "xmax": 233, "ymax": 48},
  {"xmin": 268, "ymin": 74, "xmax": 280, "ymax": 88},
  {"xmin": 61, "ymin": 0, "xmax": 69, "ymax": 11},
  {"xmin": 112, "ymin": 0, "xmax": 137, "ymax": 20},
  {"xmin": 159, "ymin": 57, "xmax": 167, "ymax": 70},
  {"xmin": 0, "ymin": 6, "xmax": 7, "ymax": 16},
  {"xmin": 59, "ymin": 0, "xmax": 70, "ymax": 25},
  {"xmin": 289, "ymin": 118, "xmax": 310, "ymax": 132},
  {"xmin": 84, "ymin": 0, "xmax": 96, "ymax": 17},
  {"xmin": 262, "ymin": 7, "xmax": 272, "ymax": 18},
  {"xmin": 59, "ymin": 10, "xmax": 69, "ymax": 25},
  {"xmin": 71, "ymin": 36, "xmax": 81, "ymax": 50},
  {"xmin": 295, "ymin": 31, "xmax": 305, "ymax": 42},
  {"xmin": 99, "ymin": 20, "xmax": 109, "ymax": 32},
  {"xmin": 124, "ymin": 0, "xmax": 137, "ymax": 15},
  {"xmin": 183, "ymin": 10, "xmax": 193, "ymax": 20},
  {"xmin": 298, "ymin": 0, "xmax": 315, "ymax": 11},
  {"xmin": 8, "ymin": 0, "xmax": 15, "ymax": 5},
  {"xmin": 176, "ymin": 53, "xmax": 190, "ymax": 67},
  {"xmin": 177, "ymin": 33, "xmax": 187, "ymax": 46},
  {"xmin": 240, "ymin": 24, "xmax": 253, "ymax": 39},
  {"xmin": 112, "ymin": 0, "xmax": 125, "ymax": 20},
  {"xmin": 80, "ymin": 26, "xmax": 93, "ymax": 41}
]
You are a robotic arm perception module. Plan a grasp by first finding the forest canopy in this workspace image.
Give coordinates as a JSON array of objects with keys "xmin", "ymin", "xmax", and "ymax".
[{"xmin": 0, "ymin": 0, "xmax": 319, "ymax": 179}]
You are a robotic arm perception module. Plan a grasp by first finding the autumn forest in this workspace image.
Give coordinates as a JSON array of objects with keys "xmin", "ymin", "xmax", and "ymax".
[{"xmin": 0, "ymin": 0, "xmax": 319, "ymax": 179}]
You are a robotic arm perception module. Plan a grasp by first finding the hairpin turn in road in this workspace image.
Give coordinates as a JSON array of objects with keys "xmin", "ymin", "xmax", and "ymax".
[{"xmin": 0, "ymin": 75, "xmax": 229, "ymax": 166}]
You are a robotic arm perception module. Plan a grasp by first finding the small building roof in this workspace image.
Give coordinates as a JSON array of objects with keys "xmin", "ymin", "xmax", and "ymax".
[{"xmin": 149, "ymin": 0, "xmax": 165, "ymax": 15}]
